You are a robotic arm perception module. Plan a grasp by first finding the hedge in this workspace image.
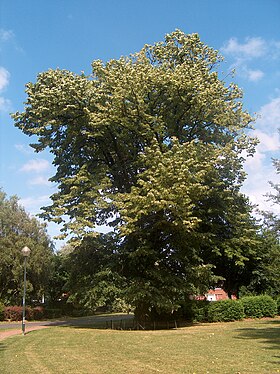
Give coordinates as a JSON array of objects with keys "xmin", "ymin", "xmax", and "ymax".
[
  {"xmin": 4, "ymin": 306, "xmax": 46, "ymax": 321},
  {"xmin": 241, "ymin": 295, "xmax": 277, "ymax": 318},
  {"xmin": 4, "ymin": 306, "xmax": 33, "ymax": 321},
  {"xmin": 208, "ymin": 299, "xmax": 245, "ymax": 322},
  {"xmin": 275, "ymin": 296, "xmax": 280, "ymax": 315}
]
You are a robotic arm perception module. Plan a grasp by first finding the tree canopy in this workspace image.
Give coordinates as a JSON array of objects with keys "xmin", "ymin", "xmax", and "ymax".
[
  {"xmin": 12, "ymin": 30, "xmax": 260, "ymax": 317},
  {"xmin": 0, "ymin": 190, "xmax": 54, "ymax": 305}
]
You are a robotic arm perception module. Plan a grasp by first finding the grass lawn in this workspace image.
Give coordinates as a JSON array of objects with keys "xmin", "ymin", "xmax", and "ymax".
[{"xmin": 0, "ymin": 318, "xmax": 279, "ymax": 374}]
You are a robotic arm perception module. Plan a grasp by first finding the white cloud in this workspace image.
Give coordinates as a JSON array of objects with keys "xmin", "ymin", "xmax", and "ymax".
[
  {"xmin": 236, "ymin": 66, "xmax": 264, "ymax": 82},
  {"xmin": 244, "ymin": 149, "xmax": 265, "ymax": 171},
  {"xmin": 19, "ymin": 195, "xmax": 51, "ymax": 215},
  {"xmin": 0, "ymin": 29, "xmax": 14, "ymax": 42},
  {"xmin": 242, "ymin": 96, "xmax": 280, "ymax": 214},
  {"xmin": 254, "ymin": 130, "xmax": 280, "ymax": 152},
  {"xmin": 222, "ymin": 37, "xmax": 266, "ymax": 59},
  {"xmin": 242, "ymin": 162, "xmax": 280, "ymax": 214},
  {"xmin": 222, "ymin": 36, "xmax": 280, "ymax": 82},
  {"xmin": 0, "ymin": 67, "xmax": 11, "ymax": 112},
  {"xmin": 20, "ymin": 159, "xmax": 50, "ymax": 173},
  {"xmin": 0, "ymin": 96, "xmax": 12, "ymax": 112},
  {"xmin": 15, "ymin": 144, "xmax": 33, "ymax": 154},
  {"xmin": 245, "ymin": 97, "xmax": 280, "ymax": 166},
  {"xmin": 29, "ymin": 176, "xmax": 51, "ymax": 186},
  {"xmin": 0, "ymin": 67, "xmax": 10, "ymax": 91},
  {"xmin": 257, "ymin": 97, "xmax": 280, "ymax": 131},
  {"xmin": 247, "ymin": 69, "xmax": 264, "ymax": 82}
]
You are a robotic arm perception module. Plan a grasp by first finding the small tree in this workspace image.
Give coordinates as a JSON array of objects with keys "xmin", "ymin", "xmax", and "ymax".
[{"xmin": 0, "ymin": 189, "xmax": 54, "ymax": 305}]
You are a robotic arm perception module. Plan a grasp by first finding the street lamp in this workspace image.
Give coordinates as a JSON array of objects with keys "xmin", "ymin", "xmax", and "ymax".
[{"xmin": 21, "ymin": 246, "xmax": 31, "ymax": 335}]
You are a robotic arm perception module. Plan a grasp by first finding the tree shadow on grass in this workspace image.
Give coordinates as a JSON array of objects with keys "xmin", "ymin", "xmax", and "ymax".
[
  {"xmin": 235, "ymin": 321, "xmax": 280, "ymax": 350},
  {"xmin": 49, "ymin": 314, "xmax": 135, "ymax": 330},
  {"xmin": 56, "ymin": 314, "xmax": 196, "ymax": 331},
  {"xmin": 235, "ymin": 319, "xmax": 280, "ymax": 364}
]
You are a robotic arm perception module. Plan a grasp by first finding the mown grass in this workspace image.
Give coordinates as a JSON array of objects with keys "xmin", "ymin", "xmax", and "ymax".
[{"xmin": 0, "ymin": 318, "xmax": 279, "ymax": 374}]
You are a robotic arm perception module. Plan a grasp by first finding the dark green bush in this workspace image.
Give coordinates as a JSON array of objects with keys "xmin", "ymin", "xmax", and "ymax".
[
  {"xmin": 191, "ymin": 300, "xmax": 209, "ymax": 322},
  {"xmin": 275, "ymin": 296, "xmax": 280, "ymax": 315},
  {"xmin": 241, "ymin": 295, "xmax": 277, "ymax": 318},
  {"xmin": 32, "ymin": 306, "xmax": 44, "ymax": 320},
  {"xmin": 208, "ymin": 299, "xmax": 245, "ymax": 322},
  {"xmin": 44, "ymin": 308, "xmax": 63, "ymax": 319},
  {"xmin": 177, "ymin": 299, "xmax": 209, "ymax": 322}
]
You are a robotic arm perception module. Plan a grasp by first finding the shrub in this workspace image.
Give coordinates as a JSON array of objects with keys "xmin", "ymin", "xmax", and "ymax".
[
  {"xmin": 176, "ymin": 299, "xmax": 209, "ymax": 322},
  {"xmin": 241, "ymin": 295, "xmax": 277, "ymax": 318},
  {"xmin": 44, "ymin": 308, "xmax": 63, "ymax": 319},
  {"xmin": 0, "ymin": 301, "xmax": 5, "ymax": 321},
  {"xmin": 4, "ymin": 306, "xmax": 22, "ymax": 321},
  {"xmin": 191, "ymin": 300, "xmax": 209, "ymax": 322},
  {"xmin": 276, "ymin": 296, "xmax": 280, "ymax": 315},
  {"xmin": 4, "ymin": 306, "xmax": 34, "ymax": 321},
  {"xmin": 32, "ymin": 306, "xmax": 44, "ymax": 320},
  {"xmin": 208, "ymin": 299, "xmax": 245, "ymax": 322}
]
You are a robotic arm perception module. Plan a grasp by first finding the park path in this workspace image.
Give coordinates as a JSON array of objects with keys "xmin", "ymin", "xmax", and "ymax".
[{"xmin": 0, "ymin": 325, "xmax": 49, "ymax": 341}]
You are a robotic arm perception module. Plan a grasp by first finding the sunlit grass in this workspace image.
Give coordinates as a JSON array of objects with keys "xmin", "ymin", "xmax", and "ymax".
[{"xmin": 0, "ymin": 318, "xmax": 279, "ymax": 373}]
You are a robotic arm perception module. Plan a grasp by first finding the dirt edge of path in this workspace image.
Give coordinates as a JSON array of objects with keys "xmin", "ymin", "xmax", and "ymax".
[{"xmin": 0, "ymin": 325, "xmax": 49, "ymax": 341}]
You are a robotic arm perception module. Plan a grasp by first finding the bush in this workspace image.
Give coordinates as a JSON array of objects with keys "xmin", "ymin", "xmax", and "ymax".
[
  {"xmin": 241, "ymin": 295, "xmax": 277, "ymax": 318},
  {"xmin": 275, "ymin": 296, "xmax": 280, "ymax": 315},
  {"xmin": 44, "ymin": 308, "xmax": 63, "ymax": 319},
  {"xmin": 208, "ymin": 299, "xmax": 245, "ymax": 322},
  {"xmin": 176, "ymin": 299, "xmax": 209, "ymax": 322},
  {"xmin": 190, "ymin": 300, "xmax": 209, "ymax": 322},
  {"xmin": 0, "ymin": 301, "xmax": 5, "ymax": 321},
  {"xmin": 4, "ymin": 306, "xmax": 33, "ymax": 321},
  {"xmin": 32, "ymin": 306, "xmax": 44, "ymax": 320}
]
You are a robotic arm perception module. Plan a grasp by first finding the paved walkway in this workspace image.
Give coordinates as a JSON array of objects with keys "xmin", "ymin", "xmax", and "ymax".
[{"xmin": 0, "ymin": 325, "xmax": 49, "ymax": 341}]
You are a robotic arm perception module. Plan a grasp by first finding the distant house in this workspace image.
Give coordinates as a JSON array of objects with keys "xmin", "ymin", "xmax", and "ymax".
[{"xmin": 194, "ymin": 288, "xmax": 237, "ymax": 301}]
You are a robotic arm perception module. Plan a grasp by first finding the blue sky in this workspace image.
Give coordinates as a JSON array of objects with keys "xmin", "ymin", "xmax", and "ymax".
[{"xmin": 0, "ymin": 0, "xmax": 279, "ymax": 249}]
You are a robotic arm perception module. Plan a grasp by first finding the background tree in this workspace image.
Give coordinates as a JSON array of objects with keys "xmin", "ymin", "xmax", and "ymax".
[
  {"xmin": 0, "ymin": 189, "xmax": 54, "ymax": 305},
  {"xmin": 63, "ymin": 233, "xmax": 125, "ymax": 312},
  {"xmin": 265, "ymin": 141, "xmax": 280, "ymax": 237},
  {"xmin": 13, "ymin": 30, "xmax": 259, "ymax": 317},
  {"xmin": 243, "ymin": 136, "xmax": 280, "ymax": 297},
  {"xmin": 240, "ymin": 228, "xmax": 280, "ymax": 297}
]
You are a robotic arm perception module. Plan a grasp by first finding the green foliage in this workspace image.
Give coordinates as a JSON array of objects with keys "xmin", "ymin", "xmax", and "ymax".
[
  {"xmin": 276, "ymin": 296, "xmax": 280, "ymax": 315},
  {"xmin": 47, "ymin": 249, "xmax": 70, "ymax": 306},
  {"xmin": 208, "ymin": 299, "xmax": 245, "ymax": 322},
  {"xmin": 111, "ymin": 298, "xmax": 132, "ymax": 313},
  {"xmin": 43, "ymin": 308, "xmax": 63, "ymax": 319},
  {"xmin": 12, "ymin": 30, "xmax": 259, "ymax": 317},
  {"xmin": 178, "ymin": 299, "xmax": 209, "ymax": 322},
  {"xmin": 266, "ymin": 136, "xmax": 280, "ymax": 236},
  {"xmin": 241, "ymin": 295, "xmax": 277, "ymax": 318},
  {"xmin": 63, "ymin": 234, "xmax": 125, "ymax": 312},
  {"xmin": 12, "ymin": 30, "xmax": 255, "ymax": 239},
  {"xmin": 32, "ymin": 306, "xmax": 44, "ymax": 320},
  {"xmin": 0, "ymin": 189, "xmax": 55, "ymax": 305},
  {"xmin": 240, "ymin": 230, "xmax": 280, "ymax": 297}
]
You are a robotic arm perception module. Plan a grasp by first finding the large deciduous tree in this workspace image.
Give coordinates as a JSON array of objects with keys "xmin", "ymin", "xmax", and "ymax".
[
  {"xmin": 13, "ymin": 30, "xmax": 259, "ymax": 317},
  {"xmin": 0, "ymin": 190, "xmax": 54, "ymax": 305}
]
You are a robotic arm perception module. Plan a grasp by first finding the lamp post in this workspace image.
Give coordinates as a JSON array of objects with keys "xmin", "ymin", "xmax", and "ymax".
[{"xmin": 21, "ymin": 246, "xmax": 31, "ymax": 335}]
